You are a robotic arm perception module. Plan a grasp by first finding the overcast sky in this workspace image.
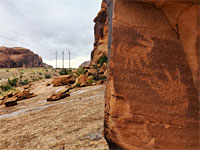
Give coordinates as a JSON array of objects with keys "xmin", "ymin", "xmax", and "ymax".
[{"xmin": 0, "ymin": 0, "xmax": 101, "ymax": 68}]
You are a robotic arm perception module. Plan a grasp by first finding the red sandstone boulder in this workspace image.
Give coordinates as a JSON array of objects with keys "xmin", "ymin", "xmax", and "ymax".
[
  {"xmin": 47, "ymin": 87, "xmax": 70, "ymax": 101},
  {"xmin": 75, "ymin": 73, "xmax": 89, "ymax": 87},
  {"xmin": 52, "ymin": 75, "xmax": 75, "ymax": 87}
]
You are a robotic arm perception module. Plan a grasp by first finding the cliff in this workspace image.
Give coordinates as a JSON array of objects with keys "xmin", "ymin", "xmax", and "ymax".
[
  {"xmin": 105, "ymin": 0, "xmax": 199, "ymax": 149},
  {"xmin": 0, "ymin": 46, "xmax": 43, "ymax": 68},
  {"xmin": 91, "ymin": 0, "xmax": 108, "ymax": 65}
]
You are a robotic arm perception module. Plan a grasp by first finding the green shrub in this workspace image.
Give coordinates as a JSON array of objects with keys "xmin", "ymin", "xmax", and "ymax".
[
  {"xmin": 87, "ymin": 80, "xmax": 95, "ymax": 84},
  {"xmin": 20, "ymin": 79, "xmax": 29, "ymax": 85},
  {"xmin": 92, "ymin": 75, "xmax": 107, "ymax": 81},
  {"xmin": 59, "ymin": 69, "xmax": 72, "ymax": 75},
  {"xmin": 98, "ymin": 55, "xmax": 108, "ymax": 66},
  {"xmin": 75, "ymin": 82, "xmax": 80, "ymax": 87},
  {"xmin": 45, "ymin": 74, "xmax": 51, "ymax": 79},
  {"xmin": 75, "ymin": 67, "xmax": 86, "ymax": 76},
  {"xmin": 0, "ymin": 84, "xmax": 12, "ymax": 92},
  {"xmin": 8, "ymin": 78, "xmax": 18, "ymax": 87}
]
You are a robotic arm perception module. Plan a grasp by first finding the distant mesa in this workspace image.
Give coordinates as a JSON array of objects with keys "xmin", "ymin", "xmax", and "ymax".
[{"xmin": 0, "ymin": 46, "xmax": 51, "ymax": 68}]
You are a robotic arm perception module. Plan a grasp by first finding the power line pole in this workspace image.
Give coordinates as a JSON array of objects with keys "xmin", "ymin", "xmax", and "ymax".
[
  {"xmin": 69, "ymin": 51, "xmax": 70, "ymax": 69},
  {"xmin": 55, "ymin": 51, "xmax": 57, "ymax": 68},
  {"xmin": 62, "ymin": 51, "xmax": 64, "ymax": 69}
]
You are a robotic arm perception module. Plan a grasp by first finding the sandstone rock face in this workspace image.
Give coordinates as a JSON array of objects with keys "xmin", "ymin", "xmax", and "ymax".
[
  {"xmin": 105, "ymin": 0, "xmax": 199, "ymax": 149},
  {"xmin": 91, "ymin": 0, "xmax": 108, "ymax": 65},
  {"xmin": 0, "ymin": 46, "xmax": 43, "ymax": 68}
]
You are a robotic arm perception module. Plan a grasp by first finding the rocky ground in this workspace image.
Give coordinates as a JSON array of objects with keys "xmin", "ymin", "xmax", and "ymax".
[{"xmin": 0, "ymin": 79, "xmax": 108, "ymax": 150}]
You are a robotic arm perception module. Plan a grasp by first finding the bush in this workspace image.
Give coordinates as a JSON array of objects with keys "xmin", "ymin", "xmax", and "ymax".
[
  {"xmin": 92, "ymin": 75, "xmax": 107, "ymax": 81},
  {"xmin": 75, "ymin": 67, "xmax": 86, "ymax": 76},
  {"xmin": 98, "ymin": 55, "xmax": 108, "ymax": 66},
  {"xmin": 87, "ymin": 80, "xmax": 95, "ymax": 84},
  {"xmin": 20, "ymin": 79, "xmax": 29, "ymax": 85},
  {"xmin": 45, "ymin": 74, "xmax": 51, "ymax": 79},
  {"xmin": 75, "ymin": 82, "xmax": 80, "ymax": 87},
  {"xmin": 8, "ymin": 78, "xmax": 18, "ymax": 87},
  {"xmin": 59, "ymin": 69, "xmax": 73, "ymax": 75},
  {"xmin": 0, "ymin": 84, "xmax": 12, "ymax": 92}
]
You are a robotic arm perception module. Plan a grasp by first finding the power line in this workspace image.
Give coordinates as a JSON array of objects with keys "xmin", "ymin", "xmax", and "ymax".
[
  {"xmin": 0, "ymin": 34, "xmax": 30, "ymax": 47},
  {"xmin": 62, "ymin": 51, "xmax": 64, "ymax": 69},
  {"xmin": 69, "ymin": 51, "xmax": 70, "ymax": 69}
]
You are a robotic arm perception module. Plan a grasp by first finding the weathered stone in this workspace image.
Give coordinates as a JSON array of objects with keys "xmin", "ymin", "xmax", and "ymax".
[
  {"xmin": 91, "ymin": 0, "xmax": 108, "ymax": 65},
  {"xmin": 75, "ymin": 73, "xmax": 89, "ymax": 87},
  {"xmin": 46, "ymin": 83, "xmax": 51, "ymax": 86},
  {"xmin": 105, "ymin": 0, "xmax": 199, "ymax": 149},
  {"xmin": 99, "ymin": 62, "xmax": 107, "ymax": 74},
  {"xmin": 52, "ymin": 75, "xmax": 75, "ymax": 87},
  {"xmin": 5, "ymin": 97, "xmax": 18, "ymax": 107},
  {"xmin": 87, "ymin": 69, "xmax": 97, "ymax": 76},
  {"xmin": 47, "ymin": 87, "xmax": 70, "ymax": 102},
  {"xmin": 0, "ymin": 46, "xmax": 43, "ymax": 68}
]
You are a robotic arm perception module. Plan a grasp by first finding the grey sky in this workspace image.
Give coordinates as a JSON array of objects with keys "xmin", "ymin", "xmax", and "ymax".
[{"xmin": 0, "ymin": 0, "xmax": 101, "ymax": 68}]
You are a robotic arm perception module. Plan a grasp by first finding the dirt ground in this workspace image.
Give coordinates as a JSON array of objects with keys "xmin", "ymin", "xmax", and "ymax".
[{"xmin": 0, "ymin": 80, "xmax": 109, "ymax": 150}]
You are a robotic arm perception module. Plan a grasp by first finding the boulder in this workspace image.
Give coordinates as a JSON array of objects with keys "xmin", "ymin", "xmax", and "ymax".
[
  {"xmin": 87, "ymin": 68, "xmax": 97, "ymax": 76},
  {"xmin": 52, "ymin": 75, "xmax": 75, "ymax": 87},
  {"xmin": 105, "ymin": 0, "xmax": 199, "ymax": 149},
  {"xmin": 15, "ymin": 90, "xmax": 36, "ymax": 101},
  {"xmin": 5, "ymin": 97, "xmax": 18, "ymax": 107},
  {"xmin": 79, "ymin": 61, "xmax": 90, "ymax": 69},
  {"xmin": 75, "ymin": 73, "xmax": 88, "ymax": 87},
  {"xmin": 99, "ymin": 62, "xmax": 107, "ymax": 74},
  {"xmin": 47, "ymin": 87, "xmax": 70, "ymax": 102},
  {"xmin": 46, "ymin": 83, "xmax": 51, "ymax": 86}
]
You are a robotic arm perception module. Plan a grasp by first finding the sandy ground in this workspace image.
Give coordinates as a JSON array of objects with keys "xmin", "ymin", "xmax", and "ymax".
[{"xmin": 0, "ymin": 80, "xmax": 108, "ymax": 150}]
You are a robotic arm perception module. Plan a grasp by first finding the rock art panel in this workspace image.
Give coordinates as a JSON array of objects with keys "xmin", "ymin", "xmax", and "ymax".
[{"xmin": 105, "ymin": 0, "xmax": 199, "ymax": 149}]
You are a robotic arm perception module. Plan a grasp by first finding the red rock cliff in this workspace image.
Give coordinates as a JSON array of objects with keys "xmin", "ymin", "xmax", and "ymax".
[
  {"xmin": 91, "ymin": 0, "xmax": 108, "ymax": 65},
  {"xmin": 105, "ymin": 0, "xmax": 199, "ymax": 149},
  {"xmin": 0, "ymin": 46, "xmax": 43, "ymax": 68}
]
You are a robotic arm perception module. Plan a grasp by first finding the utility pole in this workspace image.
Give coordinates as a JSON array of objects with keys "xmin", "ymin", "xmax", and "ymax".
[
  {"xmin": 62, "ymin": 51, "xmax": 64, "ymax": 69},
  {"xmin": 55, "ymin": 51, "xmax": 57, "ymax": 68},
  {"xmin": 69, "ymin": 51, "xmax": 70, "ymax": 69}
]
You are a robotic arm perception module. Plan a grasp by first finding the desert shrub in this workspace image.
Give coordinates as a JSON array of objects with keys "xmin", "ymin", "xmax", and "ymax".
[
  {"xmin": 0, "ymin": 84, "xmax": 12, "ymax": 92},
  {"xmin": 87, "ymin": 80, "xmax": 95, "ymax": 84},
  {"xmin": 98, "ymin": 55, "xmax": 108, "ymax": 66},
  {"xmin": 92, "ymin": 75, "xmax": 107, "ymax": 81},
  {"xmin": 20, "ymin": 79, "xmax": 29, "ymax": 85},
  {"xmin": 45, "ymin": 74, "xmax": 51, "ymax": 79},
  {"xmin": 39, "ymin": 72, "xmax": 42, "ymax": 75},
  {"xmin": 59, "ymin": 69, "xmax": 72, "ymax": 75},
  {"xmin": 8, "ymin": 78, "xmax": 18, "ymax": 87},
  {"xmin": 75, "ymin": 67, "xmax": 86, "ymax": 77},
  {"xmin": 75, "ymin": 82, "xmax": 80, "ymax": 87}
]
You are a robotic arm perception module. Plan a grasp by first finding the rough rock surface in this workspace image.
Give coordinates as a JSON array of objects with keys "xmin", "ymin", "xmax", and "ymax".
[
  {"xmin": 91, "ymin": 0, "xmax": 108, "ymax": 65},
  {"xmin": 105, "ymin": 0, "xmax": 199, "ymax": 149},
  {"xmin": 47, "ymin": 87, "xmax": 70, "ymax": 102},
  {"xmin": 0, "ymin": 46, "xmax": 43, "ymax": 68},
  {"xmin": 79, "ymin": 61, "xmax": 90, "ymax": 68},
  {"xmin": 52, "ymin": 75, "xmax": 75, "ymax": 87}
]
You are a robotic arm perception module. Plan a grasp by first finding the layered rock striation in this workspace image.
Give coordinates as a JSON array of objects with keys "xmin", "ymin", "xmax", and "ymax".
[
  {"xmin": 0, "ymin": 46, "xmax": 43, "ymax": 68},
  {"xmin": 105, "ymin": 0, "xmax": 199, "ymax": 149}
]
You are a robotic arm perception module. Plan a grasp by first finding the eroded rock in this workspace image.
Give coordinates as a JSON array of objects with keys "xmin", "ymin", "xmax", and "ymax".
[
  {"xmin": 52, "ymin": 75, "xmax": 75, "ymax": 87},
  {"xmin": 47, "ymin": 87, "xmax": 70, "ymax": 102},
  {"xmin": 105, "ymin": 0, "xmax": 199, "ymax": 149}
]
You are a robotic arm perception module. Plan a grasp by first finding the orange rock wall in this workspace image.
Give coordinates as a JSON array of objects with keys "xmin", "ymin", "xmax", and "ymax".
[
  {"xmin": 91, "ymin": 0, "xmax": 108, "ymax": 65},
  {"xmin": 105, "ymin": 0, "xmax": 199, "ymax": 149}
]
